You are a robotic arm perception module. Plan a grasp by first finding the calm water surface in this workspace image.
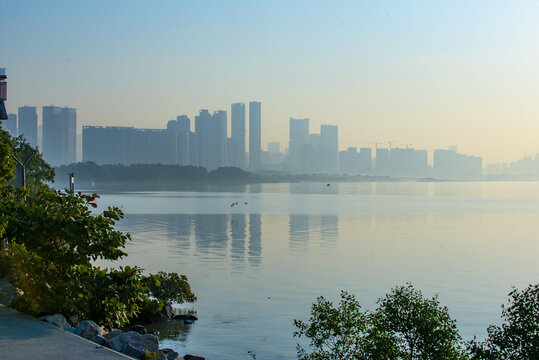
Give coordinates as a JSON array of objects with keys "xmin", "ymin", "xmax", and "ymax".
[{"xmin": 94, "ymin": 181, "xmax": 539, "ymax": 360}]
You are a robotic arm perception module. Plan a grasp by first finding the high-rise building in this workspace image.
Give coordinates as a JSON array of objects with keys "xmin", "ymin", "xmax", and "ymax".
[
  {"xmin": 42, "ymin": 106, "xmax": 76, "ymax": 166},
  {"xmin": 167, "ymin": 115, "xmax": 190, "ymax": 165},
  {"xmin": 289, "ymin": 118, "xmax": 309, "ymax": 172},
  {"xmin": 320, "ymin": 125, "xmax": 338, "ymax": 173},
  {"xmin": 375, "ymin": 148, "xmax": 390, "ymax": 175},
  {"xmin": 249, "ymin": 101, "xmax": 261, "ymax": 169},
  {"xmin": 358, "ymin": 147, "xmax": 372, "ymax": 173},
  {"xmin": 268, "ymin": 142, "xmax": 280, "ymax": 153},
  {"xmin": 231, "ymin": 102, "xmax": 246, "ymax": 168},
  {"xmin": 195, "ymin": 109, "xmax": 227, "ymax": 170},
  {"xmin": 18, "ymin": 106, "xmax": 38, "ymax": 148},
  {"xmin": 2, "ymin": 113, "xmax": 17, "ymax": 137}
]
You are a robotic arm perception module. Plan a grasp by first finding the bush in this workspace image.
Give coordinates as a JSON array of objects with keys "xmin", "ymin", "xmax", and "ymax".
[{"xmin": 0, "ymin": 130, "xmax": 196, "ymax": 329}]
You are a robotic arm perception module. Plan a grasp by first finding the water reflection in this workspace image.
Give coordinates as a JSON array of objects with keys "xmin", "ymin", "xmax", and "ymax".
[
  {"xmin": 248, "ymin": 214, "xmax": 262, "ymax": 266},
  {"xmin": 121, "ymin": 213, "xmax": 263, "ymax": 270}
]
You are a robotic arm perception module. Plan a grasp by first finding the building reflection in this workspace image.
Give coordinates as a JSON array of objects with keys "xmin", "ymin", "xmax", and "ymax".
[
  {"xmin": 248, "ymin": 214, "xmax": 262, "ymax": 266},
  {"xmin": 319, "ymin": 215, "xmax": 338, "ymax": 248},
  {"xmin": 230, "ymin": 214, "xmax": 247, "ymax": 266},
  {"xmin": 289, "ymin": 215, "xmax": 310, "ymax": 255},
  {"xmin": 193, "ymin": 214, "xmax": 228, "ymax": 257}
]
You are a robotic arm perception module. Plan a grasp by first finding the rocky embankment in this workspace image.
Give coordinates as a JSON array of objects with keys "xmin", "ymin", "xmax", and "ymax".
[{"xmin": 39, "ymin": 310, "xmax": 202, "ymax": 360}]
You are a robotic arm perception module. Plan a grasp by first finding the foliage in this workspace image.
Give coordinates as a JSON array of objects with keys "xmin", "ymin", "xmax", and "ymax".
[
  {"xmin": 11, "ymin": 135, "xmax": 55, "ymax": 192},
  {"xmin": 295, "ymin": 285, "xmax": 468, "ymax": 360},
  {"xmin": 377, "ymin": 283, "xmax": 466, "ymax": 360},
  {"xmin": 294, "ymin": 291, "xmax": 398, "ymax": 360},
  {"xmin": 0, "ymin": 127, "xmax": 15, "ymax": 186},
  {"xmin": 146, "ymin": 271, "xmax": 197, "ymax": 304},
  {"xmin": 468, "ymin": 284, "xmax": 539, "ymax": 359},
  {"xmin": 0, "ymin": 130, "xmax": 196, "ymax": 329}
]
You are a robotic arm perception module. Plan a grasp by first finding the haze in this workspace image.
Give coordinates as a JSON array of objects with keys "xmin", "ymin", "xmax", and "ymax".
[{"xmin": 2, "ymin": 0, "xmax": 539, "ymax": 164}]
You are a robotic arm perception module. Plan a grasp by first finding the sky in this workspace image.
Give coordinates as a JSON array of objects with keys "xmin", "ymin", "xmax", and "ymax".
[{"xmin": 2, "ymin": 0, "xmax": 539, "ymax": 164}]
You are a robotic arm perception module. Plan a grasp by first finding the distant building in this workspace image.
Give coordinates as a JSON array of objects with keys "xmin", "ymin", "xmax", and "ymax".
[
  {"xmin": 194, "ymin": 109, "xmax": 227, "ymax": 170},
  {"xmin": 358, "ymin": 147, "xmax": 372, "ymax": 173},
  {"xmin": 375, "ymin": 148, "xmax": 390, "ymax": 175},
  {"xmin": 2, "ymin": 113, "xmax": 17, "ymax": 137},
  {"xmin": 289, "ymin": 118, "xmax": 309, "ymax": 172},
  {"xmin": 167, "ymin": 115, "xmax": 190, "ymax": 165},
  {"xmin": 339, "ymin": 147, "xmax": 359, "ymax": 174},
  {"xmin": 320, "ymin": 124, "xmax": 338, "ymax": 173},
  {"xmin": 231, "ymin": 102, "xmax": 246, "ymax": 168},
  {"xmin": 249, "ymin": 101, "xmax": 261, "ymax": 169},
  {"xmin": 18, "ymin": 106, "xmax": 38, "ymax": 148},
  {"xmin": 42, "ymin": 106, "xmax": 76, "ymax": 166},
  {"xmin": 268, "ymin": 142, "xmax": 280, "ymax": 153},
  {"xmin": 433, "ymin": 148, "xmax": 482, "ymax": 178}
]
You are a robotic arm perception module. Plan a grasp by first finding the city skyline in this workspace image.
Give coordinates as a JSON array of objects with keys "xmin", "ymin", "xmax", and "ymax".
[{"xmin": 2, "ymin": 1, "xmax": 539, "ymax": 164}]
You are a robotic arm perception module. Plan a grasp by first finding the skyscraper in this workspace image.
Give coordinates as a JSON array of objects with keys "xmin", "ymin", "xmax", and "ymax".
[
  {"xmin": 42, "ymin": 106, "xmax": 76, "ymax": 166},
  {"xmin": 195, "ymin": 109, "xmax": 227, "ymax": 170},
  {"xmin": 167, "ymin": 115, "xmax": 190, "ymax": 165},
  {"xmin": 18, "ymin": 106, "xmax": 38, "ymax": 148},
  {"xmin": 249, "ymin": 101, "xmax": 261, "ymax": 169},
  {"xmin": 231, "ymin": 102, "xmax": 246, "ymax": 168},
  {"xmin": 289, "ymin": 118, "xmax": 309, "ymax": 172}
]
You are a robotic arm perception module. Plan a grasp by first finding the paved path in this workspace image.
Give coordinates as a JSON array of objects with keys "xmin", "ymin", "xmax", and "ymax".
[{"xmin": 0, "ymin": 305, "xmax": 133, "ymax": 360}]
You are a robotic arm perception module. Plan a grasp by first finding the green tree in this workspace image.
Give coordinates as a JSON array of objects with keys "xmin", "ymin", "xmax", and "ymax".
[
  {"xmin": 376, "ymin": 284, "xmax": 466, "ymax": 360},
  {"xmin": 0, "ymin": 130, "xmax": 196, "ymax": 329},
  {"xmin": 294, "ymin": 291, "xmax": 398, "ymax": 360},
  {"xmin": 468, "ymin": 284, "xmax": 539, "ymax": 360},
  {"xmin": 11, "ymin": 135, "xmax": 55, "ymax": 192}
]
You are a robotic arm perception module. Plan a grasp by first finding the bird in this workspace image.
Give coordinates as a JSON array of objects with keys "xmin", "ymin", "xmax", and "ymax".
[
  {"xmin": 244, "ymin": 202, "xmax": 248, "ymax": 205},
  {"xmin": 326, "ymin": 183, "xmax": 330, "ymax": 187}
]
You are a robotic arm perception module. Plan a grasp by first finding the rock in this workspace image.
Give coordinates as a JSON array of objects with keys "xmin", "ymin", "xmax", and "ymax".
[
  {"xmin": 173, "ymin": 314, "xmax": 198, "ymax": 321},
  {"xmin": 68, "ymin": 314, "xmax": 80, "ymax": 327},
  {"xmin": 126, "ymin": 324, "xmax": 147, "ymax": 334},
  {"xmin": 90, "ymin": 335, "xmax": 108, "ymax": 347},
  {"xmin": 0, "ymin": 274, "xmax": 22, "ymax": 306},
  {"xmin": 74, "ymin": 320, "xmax": 103, "ymax": 340},
  {"xmin": 108, "ymin": 331, "xmax": 159, "ymax": 357},
  {"xmin": 161, "ymin": 348, "xmax": 182, "ymax": 360},
  {"xmin": 151, "ymin": 302, "xmax": 174, "ymax": 322},
  {"xmin": 121, "ymin": 344, "xmax": 146, "ymax": 359},
  {"xmin": 148, "ymin": 329, "xmax": 160, "ymax": 337},
  {"xmin": 39, "ymin": 314, "xmax": 70, "ymax": 330},
  {"xmin": 183, "ymin": 320, "xmax": 194, "ymax": 325},
  {"xmin": 103, "ymin": 329, "xmax": 123, "ymax": 341},
  {"xmin": 183, "ymin": 355, "xmax": 205, "ymax": 360}
]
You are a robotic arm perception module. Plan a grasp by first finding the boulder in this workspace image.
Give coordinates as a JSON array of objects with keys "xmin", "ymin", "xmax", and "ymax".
[
  {"xmin": 173, "ymin": 314, "xmax": 198, "ymax": 321},
  {"xmin": 108, "ymin": 331, "xmax": 159, "ymax": 357},
  {"xmin": 39, "ymin": 314, "xmax": 71, "ymax": 330},
  {"xmin": 126, "ymin": 324, "xmax": 147, "ymax": 334},
  {"xmin": 151, "ymin": 302, "xmax": 174, "ymax": 322},
  {"xmin": 161, "ymin": 348, "xmax": 182, "ymax": 360},
  {"xmin": 74, "ymin": 320, "xmax": 103, "ymax": 340},
  {"xmin": 90, "ymin": 335, "xmax": 108, "ymax": 347},
  {"xmin": 183, "ymin": 355, "xmax": 205, "ymax": 360},
  {"xmin": 103, "ymin": 329, "xmax": 123, "ymax": 341},
  {"xmin": 0, "ymin": 274, "xmax": 22, "ymax": 306},
  {"xmin": 121, "ymin": 344, "xmax": 146, "ymax": 359}
]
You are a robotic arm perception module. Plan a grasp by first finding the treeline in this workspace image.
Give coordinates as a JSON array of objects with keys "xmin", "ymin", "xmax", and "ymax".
[{"xmin": 55, "ymin": 162, "xmax": 260, "ymax": 188}]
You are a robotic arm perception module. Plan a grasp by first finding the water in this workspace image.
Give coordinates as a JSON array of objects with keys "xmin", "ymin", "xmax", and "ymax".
[{"xmin": 93, "ymin": 181, "xmax": 539, "ymax": 359}]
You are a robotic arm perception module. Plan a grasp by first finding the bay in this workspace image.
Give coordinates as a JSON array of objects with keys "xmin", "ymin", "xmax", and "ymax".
[{"xmin": 94, "ymin": 181, "xmax": 539, "ymax": 360}]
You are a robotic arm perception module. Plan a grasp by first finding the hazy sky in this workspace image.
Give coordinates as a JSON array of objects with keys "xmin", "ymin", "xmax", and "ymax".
[{"xmin": 2, "ymin": 0, "xmax": 539, "ymax": 164}]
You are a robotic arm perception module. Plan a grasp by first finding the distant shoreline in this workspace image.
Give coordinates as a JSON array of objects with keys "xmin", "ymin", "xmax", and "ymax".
[{"xmin": 53, "ymin": 162, "xmax": 539, "ymax": 191}]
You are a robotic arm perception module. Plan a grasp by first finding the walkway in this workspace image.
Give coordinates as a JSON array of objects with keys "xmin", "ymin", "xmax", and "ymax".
[{"xmin": 0, "ymin": 305, "xmax": 133, "ymax": 360}]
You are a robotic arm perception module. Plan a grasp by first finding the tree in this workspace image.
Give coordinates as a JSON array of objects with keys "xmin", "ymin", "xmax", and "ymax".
[
  {"xmin": 0, "ymin": 130, "xmax": 196, "ymax": 329},
  {"xmin": 294, "ymin": 291, "xmax": 398, "ymax": 360},
  {"xmin": 376, "ymin": 283, "xmax": 467, "ymax": 360},
  {"xmin": 468, "ymin": 284, "xmax": 539, "ymax": 359},
  {"xmin": 295, "ymin": 285, "xmax": 468, "ymax": 360}
]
